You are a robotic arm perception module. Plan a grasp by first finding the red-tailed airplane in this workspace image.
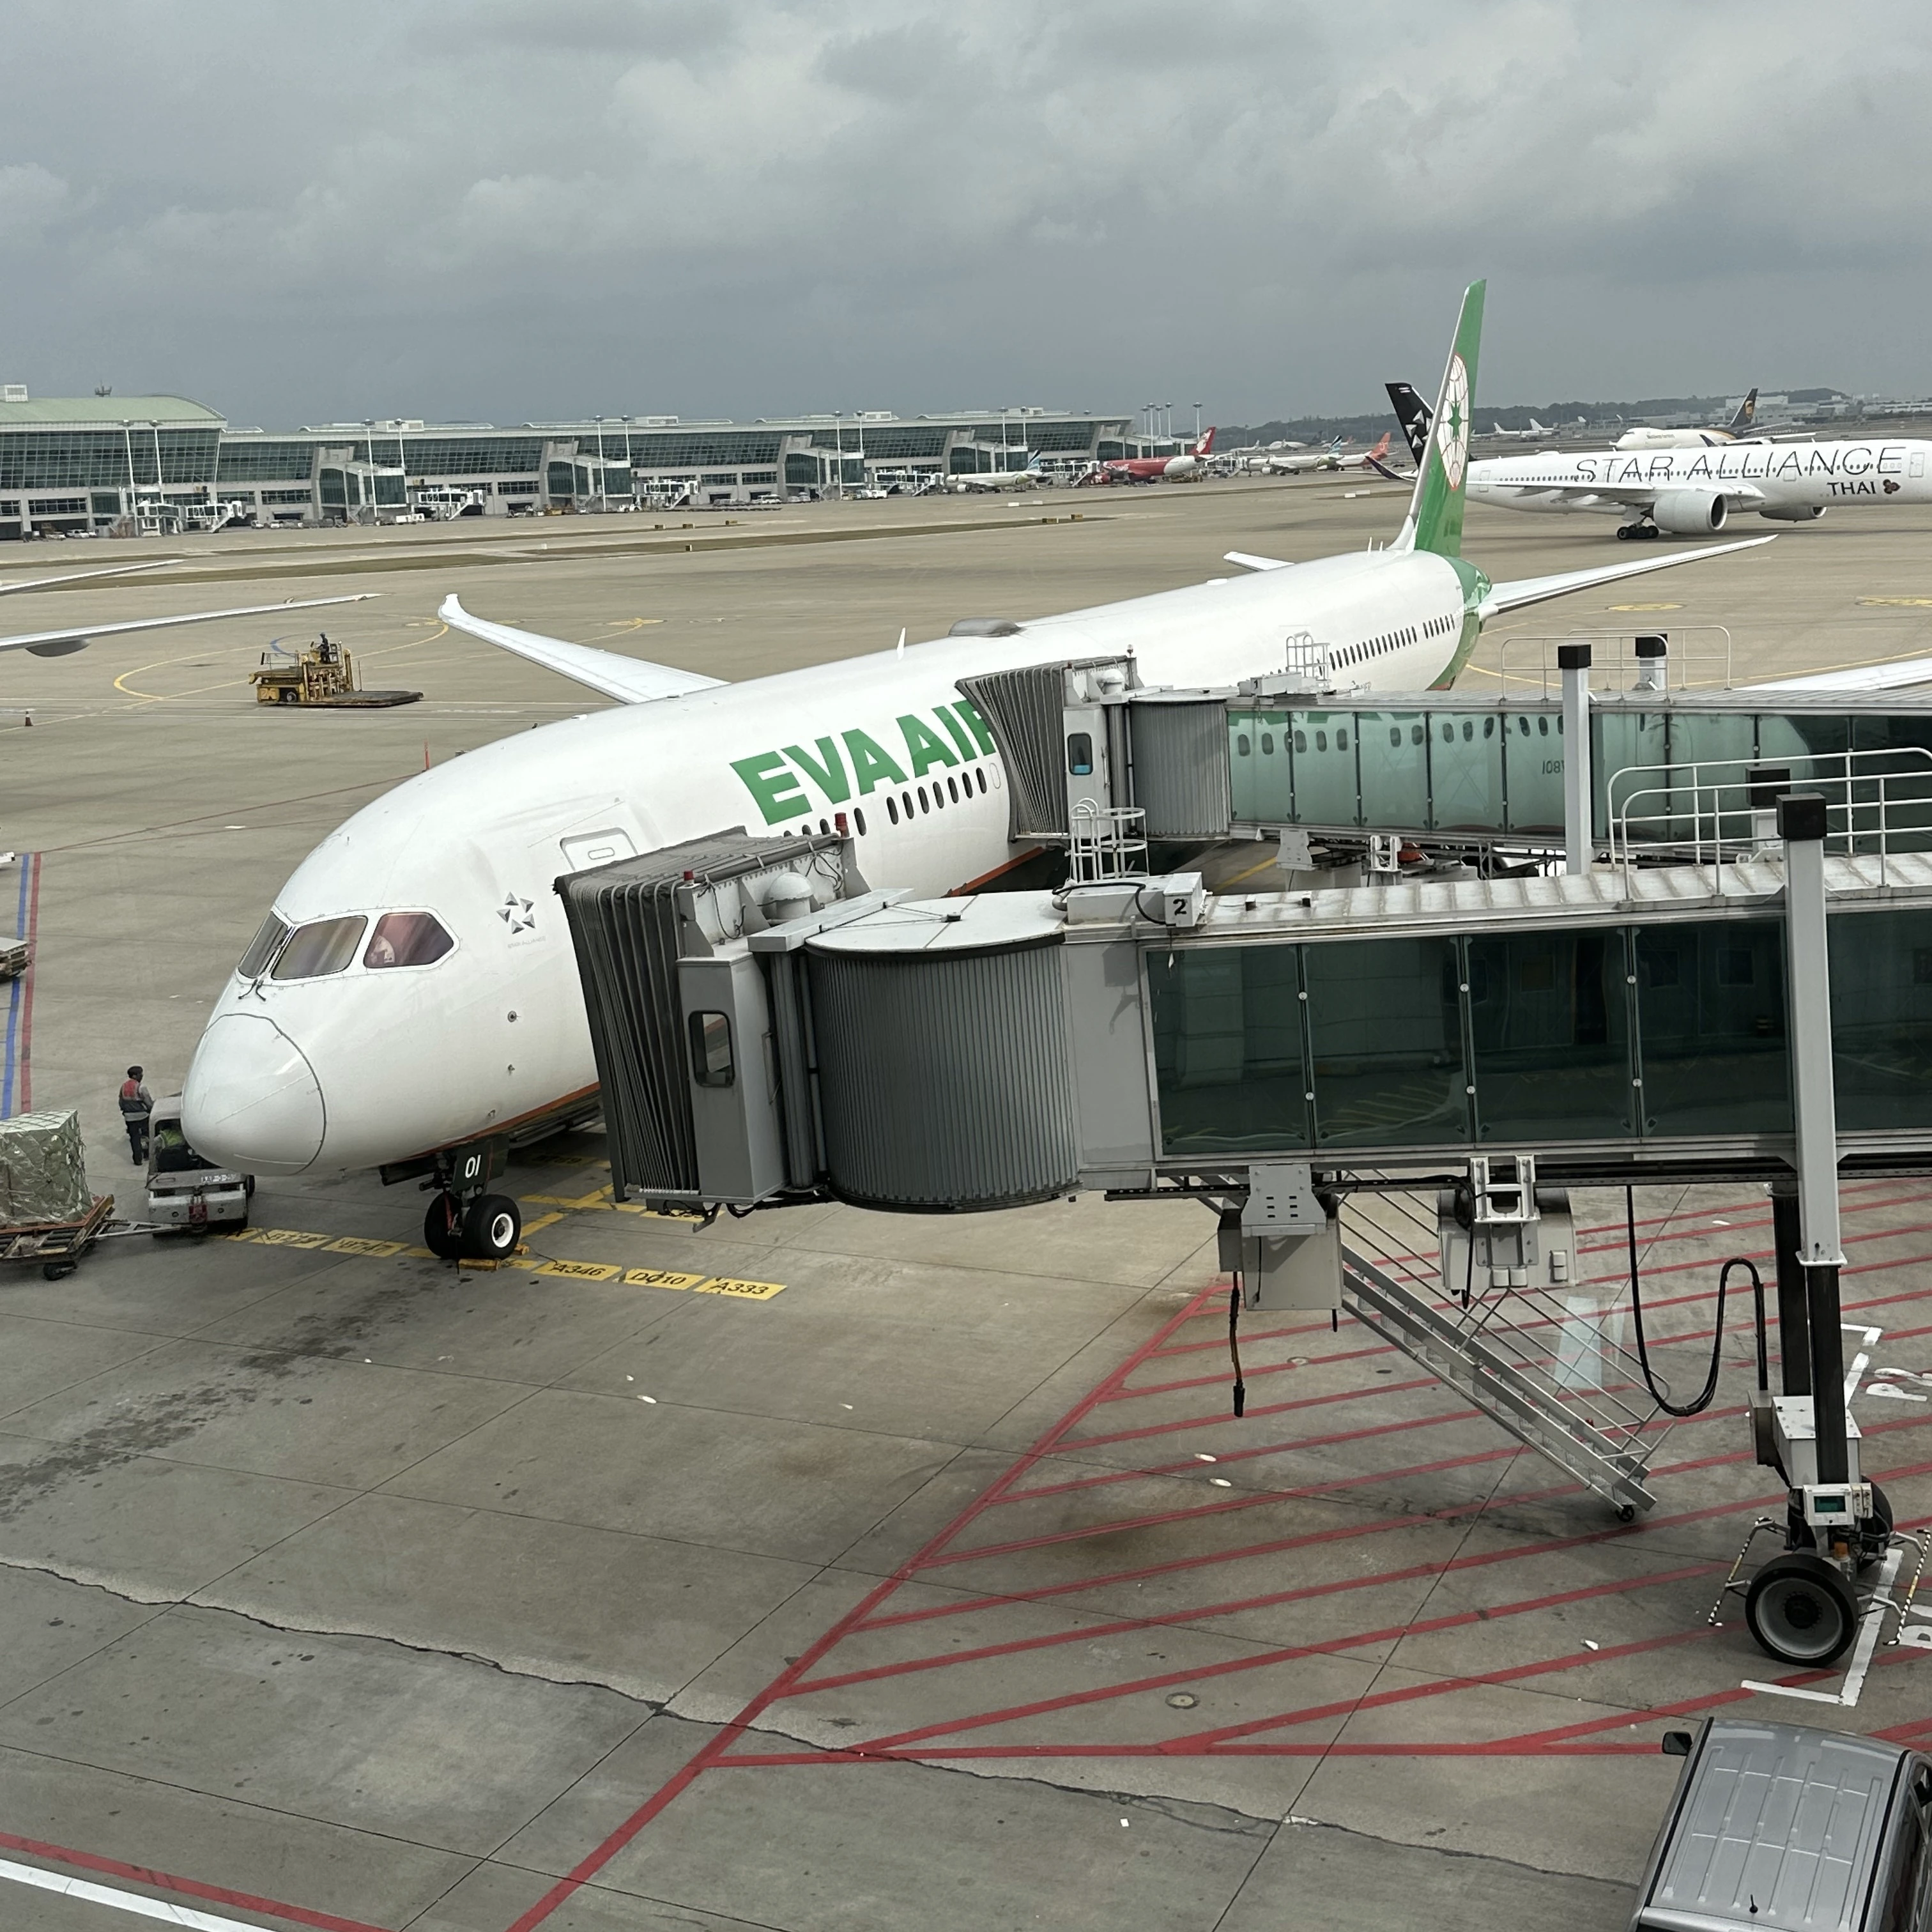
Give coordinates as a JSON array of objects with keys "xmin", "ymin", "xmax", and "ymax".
[{"xmin": 1088, "ymin": 426, "xmax": 1217, "ymax": 484}]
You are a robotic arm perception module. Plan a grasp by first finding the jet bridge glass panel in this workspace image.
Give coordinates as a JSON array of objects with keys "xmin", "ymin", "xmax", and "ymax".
[
  {"xmin": 1428, "ymin": 714, "xmax": 1505, "ymax": 834},
  {"xmin": 1357, "ymin": 712, "xmax": 1430, "ymax": 829},
  {"xmin": 1830, "ymin": 907, "xmax": 1932, "ymax": 1130},
  {"xmin": 1146, "ymin": 914, "xmax": 1825, "ymax": 1158},
  {"xmin": 1630, "ymin": 921, "xmax": 1790, "ymax": 1136},
  {"xmin": 1466, "ymin": 930, "xmax": 1634, "ymax": 1141}
]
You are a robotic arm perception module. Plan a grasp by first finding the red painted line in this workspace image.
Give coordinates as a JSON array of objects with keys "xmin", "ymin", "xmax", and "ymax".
[
  {"xmin": 790, "ymin": 1559, "xmax": 1716, "ymax": 1703},
  {"xmin": 1065, "ymin": 1374, "xmax": 1444, "ymax": 1452},
  {"xmin": 999, "ymin": 1403, "xmax": 1482, "ymax": 1505},
  {"xmin": 499, "ymin": 1289, "xmax": 1220, "ymax": 1931},
  {"xmin": 0, "ymin": 1826, "xmax": 387, "ymax": 1932},
  {"xmin": 1103, "ymin": 1340, "xmax": 1399, "ymax": 1404},
  {"xmin": 917, "ymin": 1443, "xmax": 1522, "ymax": 1574},
  {"xmin": 17, "ymin": 850, "xmax": 37, "ymax": 1112}
]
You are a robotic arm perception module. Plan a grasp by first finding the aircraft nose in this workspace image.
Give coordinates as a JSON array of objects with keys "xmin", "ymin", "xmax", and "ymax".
[{"xmin": 182, "ymin": 1014, "xmax": 326, "ymax": 1176}]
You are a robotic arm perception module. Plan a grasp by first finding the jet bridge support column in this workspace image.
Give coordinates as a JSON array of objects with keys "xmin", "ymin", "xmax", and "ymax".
[
  {"xmin": 1781, "ymin": 792, "xmax": 1850, "ymax": 1491},
  {"xmin": 1560, "ymin": 643, "xmax": 1592, "ymax": 877},
  {"xmin": 1769, "ymin": 1181, "xmax": 1811, "ymax": 1397}
]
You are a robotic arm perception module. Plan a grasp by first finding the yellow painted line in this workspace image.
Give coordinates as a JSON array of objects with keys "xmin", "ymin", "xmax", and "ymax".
[
  {"xmin": 523, "ymin": 1188, "xmax": 613, "ymax": 1210},
  {"xmin": 1606, "ymin": 601, "xmax": 1683, "ymax": 611},
  {"xmin": 521, "ymin": 1210, "xmax": 565, "ymax": 1235},
  {"xmin": 1218, "ymin": 850, "xmax": 1282, "ymax": 888},
  {"xmin": 212, "ymin": 1222, "xmax": 783, "ymax": 1298},
  {"xmin": 622, "ymin": 1268, "xmax": 710, "ymax": 1290},
  {"xmin": 693, "ymin": 1276, "xmax": 786, "ymax": 1301},
  {"xmin": 1859, "ymin": 596, "xmax": 1932, "ymax": 607}
]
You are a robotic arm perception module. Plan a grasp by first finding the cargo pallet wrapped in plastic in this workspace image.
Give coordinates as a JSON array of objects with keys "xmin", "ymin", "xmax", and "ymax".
[{"xmin": 0, "ymin": 1111, "xmax": 94, "ymax": 1227}]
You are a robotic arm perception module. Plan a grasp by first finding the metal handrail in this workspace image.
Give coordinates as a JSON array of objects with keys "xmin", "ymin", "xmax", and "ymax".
[
  {"xmin": 1068, "ymin": 799, "xmax": 1149, "ymax": 884},
  {"xmin": 1489, "ymin": 625, "xmax": 1734, "ymax": 698},
  {"xmin": 1606, "ymin": 746, "xmax": 1932, "ymax": 893}
]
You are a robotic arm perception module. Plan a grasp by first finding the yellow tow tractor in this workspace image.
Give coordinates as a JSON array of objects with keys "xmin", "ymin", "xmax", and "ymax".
[{"xmin": 250, "ymin": 634, "xmax": 421, "ymax": 709}]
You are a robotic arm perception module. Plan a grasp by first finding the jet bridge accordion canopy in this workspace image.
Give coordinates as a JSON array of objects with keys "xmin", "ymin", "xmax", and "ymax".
[{"xmin": 555, "ymin": 828, "xmax": 853, "ymax": 1202}]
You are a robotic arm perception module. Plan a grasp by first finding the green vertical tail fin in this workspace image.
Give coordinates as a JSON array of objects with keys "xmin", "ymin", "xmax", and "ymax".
[{"xmin": 1397, "ymin": 280, "xmax": 1485, "ymax": 557}]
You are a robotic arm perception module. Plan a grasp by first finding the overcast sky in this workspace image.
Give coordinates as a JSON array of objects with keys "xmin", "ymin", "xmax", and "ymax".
[{"xmin": 3, "ymin": 1, "xmax": 1924, "ymax": 429}]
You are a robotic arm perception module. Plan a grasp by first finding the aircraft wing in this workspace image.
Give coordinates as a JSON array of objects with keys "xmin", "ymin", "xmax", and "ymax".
[
  {"xmin": 0, "ymin": 592, "xmax": 377, "ymax": 657},
  {"xmin": 1489, "ymin": 479, "xmax": 1768, "ymax": 509},
  {"xmin": 440, "ymin": 595, "xmax": 726, "ymax": 704},
  {"xmin": 1223, "ymin": 552, "xmax": 1292, "ymax": 572},
  {"xmin": 0, "ymin": 560, "xmax": 174, "ymax": 597},
  {"xmin": 1751, "ymin": 656, "xmax": 1932, "ymax": 694},
  {"xmin": 1480, "ymin": 533, "xmax": 1777, "ymax": 618}
]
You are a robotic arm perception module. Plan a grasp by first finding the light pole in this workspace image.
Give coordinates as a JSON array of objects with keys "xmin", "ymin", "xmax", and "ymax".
[{"xmin": 1193, "ymin": 401, "xmax": 1203, "ymax": 442}]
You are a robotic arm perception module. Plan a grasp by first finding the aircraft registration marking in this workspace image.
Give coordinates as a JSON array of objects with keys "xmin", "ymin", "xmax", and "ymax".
[{"xmin": 212, "ymin": 1228, "xmax": 784, "ymax": 1300}]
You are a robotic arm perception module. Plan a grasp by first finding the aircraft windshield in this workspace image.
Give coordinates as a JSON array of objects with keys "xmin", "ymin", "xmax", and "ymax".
[
  {"xmin": 364, "ymin": 912, "xmax": 454, "ymax": 969},
  {"xmin": 272, "ymin": 916, "xmax": 367, "ymax": 980},
  {"xmin": 237, "ymin": 914, "xmax": 289, "ymax": 979},
  {"xmin": 150, "ymin": 1121, "xmax": 210, "ymax": 1174}
]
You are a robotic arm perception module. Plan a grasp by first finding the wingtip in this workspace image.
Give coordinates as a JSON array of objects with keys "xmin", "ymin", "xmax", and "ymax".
[{"xmin": 438, "ymin": 594, "xmax": 466, "ymax": 621}]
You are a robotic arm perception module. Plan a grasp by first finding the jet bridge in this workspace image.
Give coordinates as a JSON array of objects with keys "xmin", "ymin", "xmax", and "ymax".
[
  {"xmin": 957, "ymin": 639, "xmax": 1932, "ymax": 862},
  {"xmin": 557, "ymin": 776, "xmax": 1924, "ymax": 1666}
]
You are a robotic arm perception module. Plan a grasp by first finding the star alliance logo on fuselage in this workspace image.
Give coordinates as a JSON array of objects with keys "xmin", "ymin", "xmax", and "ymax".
[
  {"xmin": 499, "ymin": 893, "xmax": 535, "ymax": 934},
  {"xmin": 1437, "ymin": 355, "xmax": 1470, "ymax": 491}
]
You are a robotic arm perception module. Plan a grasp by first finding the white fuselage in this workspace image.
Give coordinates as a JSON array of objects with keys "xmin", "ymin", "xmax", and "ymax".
[
  {"xmin": 183, "ymin": 550, "xmax": 1472, "ymax": 1178},
  {"xmin": 1470, "ymin": 438, "xmax": 1932, "ymax": 520}
]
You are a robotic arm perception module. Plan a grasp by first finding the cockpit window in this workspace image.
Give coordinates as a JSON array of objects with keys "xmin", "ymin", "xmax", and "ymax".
[
  {"xmin": 364, "ymin": 912, "xmax": 454, "ymax": 969},
  {"xmin": 271, "ymin": 915, "xmax": 367, "ymax": 980},
  {"xmin": 237, "ymin": 914, "xmax": 289, "ymax": 979}
]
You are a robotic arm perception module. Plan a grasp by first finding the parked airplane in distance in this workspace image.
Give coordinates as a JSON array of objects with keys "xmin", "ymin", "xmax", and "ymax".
[
  {"xmin": 1491, "ymin": 416, "xmax": 1557, "ymax": 441},
  {"xmin": 1265, "ymin": 432, "xmax": 1393, "ymax": 475},
  {"xmin": 1091, "ymin": 427, "xmax": 1217, "ymax": 483},
  {"xmin": 951, "ymin": 454, "xmax": 1044, "ymax": 492},
  {"xmin": 181, "ymin": 280, "xmax": 1779, "ymax": 1258},
  {"xmin": 1616, "ymin": 389, "xmax": 1758, "ymax": 450},
  {"xmin": 1468, "ymin": 429, "xmax": 1932, "ymax": 537}
]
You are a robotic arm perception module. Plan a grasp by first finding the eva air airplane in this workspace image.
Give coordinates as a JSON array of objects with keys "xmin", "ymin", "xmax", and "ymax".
[{"xmin": 181, "ymin": 281, "xmax": 1775, "ymax": 1255}]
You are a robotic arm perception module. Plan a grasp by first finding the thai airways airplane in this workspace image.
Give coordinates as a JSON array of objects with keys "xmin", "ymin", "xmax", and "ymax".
[
  {"xmin": 1467, "ymin": 433, "xmax": 1932, "ymax": 538},
  {"xmin": 180, "ymin": 280, "xmax": 1777, "ymax": 1257}
]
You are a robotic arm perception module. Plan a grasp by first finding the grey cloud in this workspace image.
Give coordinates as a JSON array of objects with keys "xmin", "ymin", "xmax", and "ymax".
[{"xmin": 0, "ymin": 0, "xmax": 1927, "ymax": 425}]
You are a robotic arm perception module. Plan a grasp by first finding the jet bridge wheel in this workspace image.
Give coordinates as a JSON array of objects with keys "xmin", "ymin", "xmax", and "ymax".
[
  {"xmin": 1744, "ymin": 1551, "xmax": 1860, "ymax": 1666},
  {"xmin": 461, "ymin": 1192, "xmax": 522, "ymax": 1262}
]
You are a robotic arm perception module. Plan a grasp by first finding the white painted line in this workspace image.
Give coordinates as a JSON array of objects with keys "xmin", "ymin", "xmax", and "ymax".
[
  {"xmin": 0, "ymin": 1852, "xmax": 265, "ymax": 1929},
  {"xmin": 1740, "ymin": 1678, "xmax": 1843, "ymax": 1704}
]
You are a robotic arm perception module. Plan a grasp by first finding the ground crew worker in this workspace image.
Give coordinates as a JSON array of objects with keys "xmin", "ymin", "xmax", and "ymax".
[{"xmin": 118, "ymin": 1065, "xmax": 153, "ymax": 1163}]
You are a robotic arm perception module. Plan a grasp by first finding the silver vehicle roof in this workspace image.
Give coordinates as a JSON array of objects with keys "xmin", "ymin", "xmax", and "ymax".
[{"xmin": 1641, "ymin": 1721, "xmax": 1905, "ymax": 1932}]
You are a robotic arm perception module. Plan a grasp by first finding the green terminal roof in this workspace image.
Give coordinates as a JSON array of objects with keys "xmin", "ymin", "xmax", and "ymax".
[{"xmin": 0, "ymin": 395, "xmax": 224, "ymax": 428}]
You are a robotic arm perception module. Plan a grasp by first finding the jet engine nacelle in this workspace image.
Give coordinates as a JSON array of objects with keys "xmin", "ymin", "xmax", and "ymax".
[
  {"xmin": 1759, "ymin": 504, "xmax": 1827, "ymax": 523},
  {"xmin": 1651, "ymin": 490, "xmax": 1729, "ymax": 535}
]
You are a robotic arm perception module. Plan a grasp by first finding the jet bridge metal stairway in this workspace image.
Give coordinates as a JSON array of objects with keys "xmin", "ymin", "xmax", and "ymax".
[{"xmin": 1339, "ymin": 1186, "xmax": 1659, "ymax": 1515}]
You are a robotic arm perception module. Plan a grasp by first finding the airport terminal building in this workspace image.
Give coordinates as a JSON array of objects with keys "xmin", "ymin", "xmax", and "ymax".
[{"xmin": 0, "ymin": 387, "xmax": 1139, "ymax": 537}]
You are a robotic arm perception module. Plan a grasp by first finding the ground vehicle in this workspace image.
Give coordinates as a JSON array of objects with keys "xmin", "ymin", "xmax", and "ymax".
[
  {"xmin": 249, "ymin": 635, "xmax": 420, "ymax": 709},
  {"xmin": 145, "ymin": 1096, "xmax": 251, "ymax": 1233},
  {"xmin": 1633, "ymin": 1718, "xmax": 1932, "ymax": 1930}
]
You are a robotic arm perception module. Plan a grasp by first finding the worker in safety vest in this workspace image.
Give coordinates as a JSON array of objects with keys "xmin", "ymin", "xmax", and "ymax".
[{"xmin": 118, "ymin": 1065, "xmax": 153, "ymax": 1164}]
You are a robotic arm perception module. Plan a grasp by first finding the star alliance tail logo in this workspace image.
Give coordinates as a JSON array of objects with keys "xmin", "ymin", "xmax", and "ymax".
[{"xmin": 1437, "ymin": 354, "xmax": 1470, "ymax": 491}]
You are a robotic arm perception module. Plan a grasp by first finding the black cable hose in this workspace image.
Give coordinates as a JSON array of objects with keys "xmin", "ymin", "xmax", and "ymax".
[
  {"xmin": 1625, "ymin": 1185, "xmax": 1751, "ymax": 1418},
  {"xmin": 1228, "ymin": 1282, "xmax": 1246, "ymax": 1418}
]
